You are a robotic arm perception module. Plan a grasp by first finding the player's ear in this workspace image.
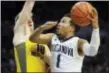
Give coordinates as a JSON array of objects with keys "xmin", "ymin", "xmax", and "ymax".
[
  {"xmin": 71, "ymin": 25, "xmax": 75, "ymax": 32},
  {"xmin": 69, "ymin": 20, "xmax": 75, "ymax": 32}
]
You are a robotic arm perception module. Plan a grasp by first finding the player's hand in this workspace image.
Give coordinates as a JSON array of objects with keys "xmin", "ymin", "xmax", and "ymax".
[
  {"xmin": 41, "ymin": 21, "xmax": 57, "ymax": 30},
  {"xmin": 88, "ymin": 7, "xmax": 99, "ymax": 29}
]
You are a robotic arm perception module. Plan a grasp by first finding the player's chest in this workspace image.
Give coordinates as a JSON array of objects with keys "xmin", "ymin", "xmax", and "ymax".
[
  {"xmin": 51, "ymin": 38, "xmax": 77, "ymax": 56},
  {"xmin": 51, "ymin": 37, "xmax": 77, "ymax": 49}
]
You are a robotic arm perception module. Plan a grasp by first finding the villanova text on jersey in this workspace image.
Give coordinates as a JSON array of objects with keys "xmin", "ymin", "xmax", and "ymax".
[{"xmin": 51, "ymin": 44, "xmax": 73, "ymax": 57}]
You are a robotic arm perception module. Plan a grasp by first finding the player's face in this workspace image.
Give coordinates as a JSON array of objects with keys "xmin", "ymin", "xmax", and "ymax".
[
  {"xmin": 57, "ymin": 17, "xmax": 74, "ymax": 36},
  {"xmin": 26, "ymin": 18, "xmax": 34, "ymax": 33}
]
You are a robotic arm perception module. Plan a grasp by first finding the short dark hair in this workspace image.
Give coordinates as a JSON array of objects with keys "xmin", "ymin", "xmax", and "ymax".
[
  {"xmin": 64, "ymin": 13, "xmax": 80, "ymax": 32},
  {"xmin": 64, "ymin": 13, "xmax": 71, "ymax": 18},
  {"xmin": 64, "ymin": 13, "xmax": 75, "ymax": 27}
]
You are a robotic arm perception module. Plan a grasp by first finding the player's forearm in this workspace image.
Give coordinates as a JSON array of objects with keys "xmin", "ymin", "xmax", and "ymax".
[
  {"xmin": 18, "ymin": 1, "xmax": 35, "ymax": 24},
  {"xmin": 89, "ymin": 6, "xmax": 100, "ymax": 51},
  {"xmin": 29, "ymin": 21, "xmax": 56, "ymax": 44},
  {"xmin": 88, "ymin": 7, "xmax": 100, "ymax": 56},
  {"xmin": 91, "ymin": 19, "xmax": 100, "ymax": 47},
  {"xmin": 83, "ymin": 28, "xmax": 100, "ymax": 56},
  {"xmin": 29, "ymin": 26, "xmax": 45, "ymax": 43},
  {"xmin": 44, "ymin": 55, "xmax": 51, "ymax": 66},
  {"xmin": 14, "ymin": 1, "xmax": 35, "ymax": 32},
  {"xmin": 44, "ymin": 45, "xmax": 51, "ymax": 65},
  {"xmin": 90, "ymin": 27, "xmax": 100, "ymax": 51},
  {"xmin": 21, "ymin": 1, "xmax": 35, "ymax": 13}
]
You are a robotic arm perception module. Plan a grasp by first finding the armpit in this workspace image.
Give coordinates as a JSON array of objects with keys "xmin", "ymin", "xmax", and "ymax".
[{"xmin": 77, "ymin": 38, "xmax": 88, "ymax": 56}]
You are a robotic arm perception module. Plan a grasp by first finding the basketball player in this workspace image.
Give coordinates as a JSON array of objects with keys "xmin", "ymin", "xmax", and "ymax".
[
  {"xmin": 13, "ymin": 1, "xmax": 51, "ymax": 72},
  {"xmin": 29, "ymin": 7, "xmax": 100, "ymax": 72}
]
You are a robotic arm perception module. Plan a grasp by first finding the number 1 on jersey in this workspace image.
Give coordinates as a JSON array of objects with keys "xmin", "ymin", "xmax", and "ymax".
[{"xmin": 56, "ymin": 54, "xmax": 61, "ymax": 68}]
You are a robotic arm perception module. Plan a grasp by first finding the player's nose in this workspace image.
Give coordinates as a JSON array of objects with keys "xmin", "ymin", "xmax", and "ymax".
[
  {"xmin": 28, "ymin": 21, "xmax": 33, "ymax": 26},
  {"xmin": 57, "ymin": 24, "xmax": 61, "ymax": 29},
  {"xmin": 58, "ymin": 23, "xmax": 63, "ymax": 27},
  {"xmin": 57, "ymin": 24, "xmax": 61, "ymax": 30}
]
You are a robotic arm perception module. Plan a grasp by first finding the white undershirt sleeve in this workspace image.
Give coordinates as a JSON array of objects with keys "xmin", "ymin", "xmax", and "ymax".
[{"xmin": 83, "ymin": 28, "xmax": 100, "ymax": 56}]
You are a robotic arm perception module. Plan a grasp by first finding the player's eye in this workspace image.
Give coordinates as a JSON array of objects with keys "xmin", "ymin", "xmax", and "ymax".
[
  {"xmin": 61, "ymin": 19, "xmax": 66, "ymax": 23},
  {"xmin": 28, "ymin": 21, "xmax": 31, "ymax": 24},
  {"xmin": 62, "ymin": 20, "xmax": 65, "ymax": 23}
]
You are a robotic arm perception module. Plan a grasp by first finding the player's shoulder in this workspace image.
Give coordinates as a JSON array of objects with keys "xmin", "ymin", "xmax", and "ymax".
[
  {"xmin": 14, "ymin": 42, "xmax": 25, "ymax": 50},
  {"xmin": 14, "ymin": 39, "xmax": 37, "ymax": 49},
  {"xmin": 52, "ymin": 34, "xmax": 57, "ymax": 38},
  {"xmin": 24, "ymin": 39, "xmax": 38, "ymax": 51},
  {"xmin": 69, "ymin": 36, "xmax": 80, "ymax": 41},
  {"xmin": 14, "ymin": 39, "xmax": 33, "ymax": 49},
  {"xmin": 77, "ymin": 38, "xmax": 88, "ymax": 49},
  {"xmin": 73, "ymin": 36, "xmax": 80, "ymax": 39},
  {"xmin": 51, "ymin": 34, "xmax": 59, "ymax": 42},
  {"xmin": 78, "ymin": 38, "xmax": 88, "ymax": 43}
]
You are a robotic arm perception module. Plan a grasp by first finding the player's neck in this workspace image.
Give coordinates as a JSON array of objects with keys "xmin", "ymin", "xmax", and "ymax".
[
  {"xmin": 65, "ymin": 32, "xmax": 74, "ymax": 39},
  {"xmin": 59, "ymin": 32, "xmax": 74, "ymax": 41},
  {"xmin": 58, "ymin": 32, "xmax": 74, "ymax": 42}
]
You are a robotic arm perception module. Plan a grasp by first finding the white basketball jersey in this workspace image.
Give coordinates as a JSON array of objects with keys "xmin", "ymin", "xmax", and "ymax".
[{"xmin": 51, "ymin": 35, "xmax": 84, "ymax": 72}]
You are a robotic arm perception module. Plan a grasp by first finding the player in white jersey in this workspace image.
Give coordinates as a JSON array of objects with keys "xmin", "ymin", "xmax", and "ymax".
[{"xmin": 29, "ymin": 7, "xmax": 100, "ymax": 72}]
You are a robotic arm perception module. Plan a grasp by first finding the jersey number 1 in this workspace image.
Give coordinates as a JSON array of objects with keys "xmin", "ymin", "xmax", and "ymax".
[{"xmin": 56, "ymin": 54, "xmax": 61, "ymax": 68}]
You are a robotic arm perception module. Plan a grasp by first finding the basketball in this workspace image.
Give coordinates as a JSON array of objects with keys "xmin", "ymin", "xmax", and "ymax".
[{"xmin": 71, "ymin": 2, "xmax": 93, "ymax": 26}]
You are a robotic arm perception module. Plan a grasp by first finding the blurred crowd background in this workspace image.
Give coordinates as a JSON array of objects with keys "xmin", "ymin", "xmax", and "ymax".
[{"xmin": 1, "ymin": 1, "xmax": 109, "ymax": 73}]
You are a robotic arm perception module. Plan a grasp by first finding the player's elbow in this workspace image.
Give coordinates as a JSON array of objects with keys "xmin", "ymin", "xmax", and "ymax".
[
  {"xmin": 88, "ymin": 40, "xmax": 100, "ymax": 57},
  {"xmin": 83, "ymin": 43, "xmax": 100, "ymax": 57},
  {"xmin": 29, "ymin": 34, "xmax": 42, "ymax": 43},
  {"xmin": 29, "ymin": 36, "xmax": 37, "ymax": 43},
  {"xmin": 89, "ymin": 49, "xmax": 98, "ymax": 57},
  {"xmin": 85, "ymin": 46, "xmax": 99, "ymax": 57}
]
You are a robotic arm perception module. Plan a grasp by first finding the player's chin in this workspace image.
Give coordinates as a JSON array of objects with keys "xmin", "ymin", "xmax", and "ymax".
[
  {"xmin": 56, "ymin": 31, "xmax": 59, "ymax": 36},
  {"xmin": 57, "ymin": 31, "xmax": 62, "ymax": 37}
]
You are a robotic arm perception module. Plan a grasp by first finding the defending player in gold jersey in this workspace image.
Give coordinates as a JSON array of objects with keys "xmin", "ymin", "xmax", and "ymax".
[{"xmin": 13, "ymin": 1, "xmax": 51, "ymax": 72}]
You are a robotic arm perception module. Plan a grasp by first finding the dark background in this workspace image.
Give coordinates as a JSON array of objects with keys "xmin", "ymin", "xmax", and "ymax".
[{"xmin": 1, "ymin": 1, "xmax": 109, "ymax": 73}]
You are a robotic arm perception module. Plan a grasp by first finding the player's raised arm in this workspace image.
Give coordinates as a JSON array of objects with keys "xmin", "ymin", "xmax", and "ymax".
[
  {"xmin": 14, "ymin": 1, "xmax": 35, "ymax": 32},
  {"xmin": 13, "ymin": 1, "xmax": 35, "ymax": 46},
  {"xmin": 78, "ymin": 7, "xmax": 100, "ymax": 56},
  {"xmin": 29, "ymin": 21, "xmax": 57, "ymax": 45}
]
